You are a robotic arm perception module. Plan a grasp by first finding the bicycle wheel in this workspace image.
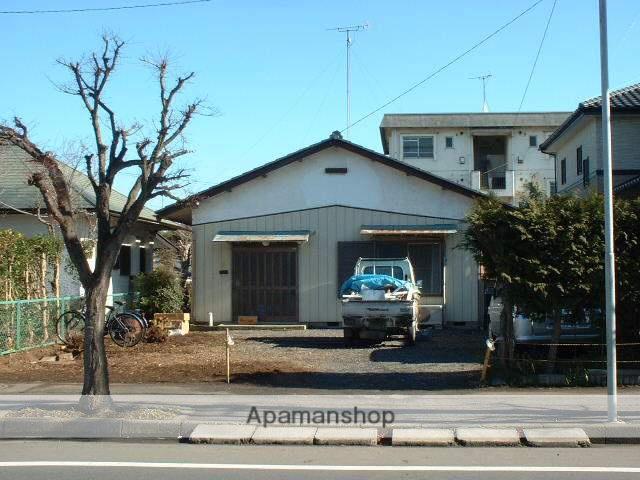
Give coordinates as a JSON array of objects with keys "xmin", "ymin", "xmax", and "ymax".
[
  {"xmin": 109, "ymin": 313, "xmax": 145, "ymax": 347},
  {"xmin": 56, "ymin": 311, "xmax": 86, "ymax": 347}
]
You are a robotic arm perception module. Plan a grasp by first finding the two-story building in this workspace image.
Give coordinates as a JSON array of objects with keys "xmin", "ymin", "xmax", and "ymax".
[
  {"xmin": 380, "ymin": 112, "xmax": 570, "ymax": 203},
  {"xmin": 540, "ymin": 83, "xmax": 640, "ymax": 197}
]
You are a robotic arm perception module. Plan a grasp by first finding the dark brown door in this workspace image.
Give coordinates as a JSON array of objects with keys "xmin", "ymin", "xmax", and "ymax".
[{"xmin": 232, "ymin": 245, "xmax": 298, "ymax": 323}]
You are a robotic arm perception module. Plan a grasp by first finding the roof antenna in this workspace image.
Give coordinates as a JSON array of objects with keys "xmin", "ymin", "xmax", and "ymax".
[
  {"xmin": 327, "ymin": 23, "xmax": 368, "ymax": 139},
  {"xmin": 470, "ymin": 74, "xmax": 492, "ymax": 112}
]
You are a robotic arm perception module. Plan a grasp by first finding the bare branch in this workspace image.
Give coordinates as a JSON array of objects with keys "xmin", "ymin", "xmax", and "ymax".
[{"xmin": 84, "ymin": 154, "xmax": 98, "ymax": 190}]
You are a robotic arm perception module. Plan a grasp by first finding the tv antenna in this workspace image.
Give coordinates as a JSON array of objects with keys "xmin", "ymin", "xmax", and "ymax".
[
  {"xmin": 328, "ymin": 23, "xmax": 368, "ymax": 138},
  {"xmin": 470, "ymin": 74, "xmax": 492, "ymax": 112}
]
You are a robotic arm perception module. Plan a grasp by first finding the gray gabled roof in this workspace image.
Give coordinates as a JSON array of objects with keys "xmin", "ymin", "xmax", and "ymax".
[
  {"xmin": 380, "ymin": 112, "xmax": 570, "ymax": 153},
  {"xmin": 540, "ymin": 83, "xmax": 640, "ymax": 151},
  {"xmin": 0, "ymin": 143, "xmax": 158, "ymax": 222}
]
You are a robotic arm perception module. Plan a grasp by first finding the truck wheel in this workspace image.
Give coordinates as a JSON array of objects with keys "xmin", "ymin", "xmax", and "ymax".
[
  {"xmin": 343, "ymin": 327, "xmax": 357, "ymax": 347},
  {"xmin": 404, "ymin": 324, "xmax": 417, "ymax": 346}
]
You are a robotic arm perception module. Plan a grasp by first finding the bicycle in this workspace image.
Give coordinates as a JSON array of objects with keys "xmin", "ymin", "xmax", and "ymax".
[{"xmin": 56, "ymin": 300, "xmax": 148, "ymax": 348}]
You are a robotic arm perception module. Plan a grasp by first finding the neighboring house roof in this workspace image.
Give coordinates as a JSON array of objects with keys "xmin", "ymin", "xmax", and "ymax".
[
  {"xmin": 379, "ymin": 112, "xmax": 570, "ymax": 154},
  {"xmin": 156, "ymin": 133, "xmax": 486, "ymax": 225},
  {"xmin": 0, "ymin": 142, "xmax": 175, "ymax": 227},
  {"xmin": 540, "ymin": 83, "xmax": 640, "ymax": 151}
]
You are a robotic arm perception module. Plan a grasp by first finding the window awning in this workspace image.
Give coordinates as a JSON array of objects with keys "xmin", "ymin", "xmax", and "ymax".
[
  {"xmin": 360, "ymin": 224, "xmax": 458, "ymax": 236},
  {"xmin": 213, "ymin": 230, "xmax": 311, "ymax": 243}
]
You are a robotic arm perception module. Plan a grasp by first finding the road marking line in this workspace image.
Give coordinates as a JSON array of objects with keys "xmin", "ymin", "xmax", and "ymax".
[{"xmin": 0, "ymin": 462, "xmax": 639, "ymax": 473}]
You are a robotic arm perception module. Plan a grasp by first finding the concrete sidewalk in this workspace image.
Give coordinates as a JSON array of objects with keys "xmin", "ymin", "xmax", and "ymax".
[
  {"xmin": 0, "ymin": 387, "xmax": 639, "ymax": 444},
  {"xmin": 2, "ymin": 391, "xmax": 640, "ymax": 425}
]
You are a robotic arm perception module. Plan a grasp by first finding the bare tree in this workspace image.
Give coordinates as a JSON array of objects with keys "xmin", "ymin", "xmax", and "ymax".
[{"xmin": 0, "ymin": 35, "xmax": 202, "ymax": 410}]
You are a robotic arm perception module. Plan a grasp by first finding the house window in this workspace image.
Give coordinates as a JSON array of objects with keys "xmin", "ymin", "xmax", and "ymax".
[
  {"xmin": 445, "ymin": 136, "xmax": 454, "ymax": 149},
  {"xmin": 576, "ymin": 146, "xmax": 583, "ymax": 175},
  {"xmin": 583, "ymin": 157, "xmax": 590, "ymax": 186},
  {"xmin": 529, "ymin": 135, "xmax": 538, "ymax": 147},
  {"xmin": 402, "ymin": 136, "xmax": 434, "ymax": 159},
  {"xmin": 117, "ymin": 245, "xmax": 131, "ymax": 276},
  {"xmin": 139, "ymin": 247, "xmax": 147, "ymax": 274},
  {"xmin": 560, "ymin": 158, "xmax": 567, "ymax": 185}
]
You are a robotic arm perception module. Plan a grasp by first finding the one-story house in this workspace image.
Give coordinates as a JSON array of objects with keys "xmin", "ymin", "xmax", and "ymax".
[
  {"xmin": 158, "ymin": 132, "xmax": 486, "ymax": 328},
  {"xmin": 0, "ymin": 142, "xmax": 185, "ymax": 298}
]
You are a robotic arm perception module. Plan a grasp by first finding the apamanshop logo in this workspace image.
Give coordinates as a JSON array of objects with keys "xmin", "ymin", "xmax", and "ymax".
[{"xmin": 247, "ymin": 406, "xmax": 395, "ymax": 427}]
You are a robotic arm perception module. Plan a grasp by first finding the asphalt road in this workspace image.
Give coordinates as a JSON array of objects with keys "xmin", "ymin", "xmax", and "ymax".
[{"xmin": 0, "ymin": 441, "xmax": 639, "ymax": 480}]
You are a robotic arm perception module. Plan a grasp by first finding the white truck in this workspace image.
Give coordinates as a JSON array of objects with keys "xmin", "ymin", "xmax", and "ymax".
[{"xmin": 340, "ymin": 258, "xmax": 421, "ymax": 346}]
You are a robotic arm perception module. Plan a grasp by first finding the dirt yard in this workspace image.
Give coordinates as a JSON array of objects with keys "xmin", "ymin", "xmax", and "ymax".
[{"xmin": 0, "ymin": 329, "xmax": 485, "ymax": 390}]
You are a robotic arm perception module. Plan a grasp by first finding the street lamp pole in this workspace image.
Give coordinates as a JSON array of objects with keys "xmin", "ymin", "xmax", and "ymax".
[{"xmin": 598, "ymin": 0, "xmax": 618, "ymax": 423}]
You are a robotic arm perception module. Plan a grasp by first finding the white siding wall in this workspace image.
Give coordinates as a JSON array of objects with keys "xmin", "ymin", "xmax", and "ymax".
[
  {"xmin": 386, "ymin": 127, "xmax": 557, "ymax": 197},
  {"xmin": 611, "ymin": 116, "xmax": 640, "ymax": 180},
  {"xmin": 553, "ymin": 117, "xmax": 598, "ymax": 194},
  {"xmin": 193, "ymin": 148, "xmax": 474, "ymax": 225}
]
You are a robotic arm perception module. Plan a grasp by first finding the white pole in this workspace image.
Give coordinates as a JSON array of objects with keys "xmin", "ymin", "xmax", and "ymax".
[{"xmin": 598, "ymin": 0, "xmax": 618, "ymax": 423}]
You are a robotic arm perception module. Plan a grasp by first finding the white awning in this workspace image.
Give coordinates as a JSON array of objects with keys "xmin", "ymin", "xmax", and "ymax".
[
  {"xmin": 213, "ymin": 230, "xmax": 311, "ymax": 243},
  {"xmin": 360, "ymin": 224, "xmax": 458, "ymax": 235}
]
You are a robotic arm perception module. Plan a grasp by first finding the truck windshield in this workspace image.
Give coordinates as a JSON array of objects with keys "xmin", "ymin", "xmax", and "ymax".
[{"xmin": 362, "ymin": 265, "xmax": 404, "ymax": 280}]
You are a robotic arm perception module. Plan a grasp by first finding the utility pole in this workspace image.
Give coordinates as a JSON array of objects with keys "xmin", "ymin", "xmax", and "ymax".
[
  {"xmin": 598, "ymin": 0, "xmax": 619, "ymax": 423},
  {"xmin": 470, "ymin": 74, "xmax": 492, "ymax": 112},
  {"xmin": 328, "ymin": 23, "xmax": 368, "ymax": 138}
]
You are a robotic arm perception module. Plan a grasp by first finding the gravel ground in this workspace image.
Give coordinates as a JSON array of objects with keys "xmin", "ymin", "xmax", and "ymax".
[
  {"xmin": 232, "ymin": 328, "xmax": 485, "ymax": 390},
  {"xmin": 0, "ymin": 328, "xmax": 485, "ymax": 391},
  {"xmin": 4, "ymin": 406, "xmax": 179, "ymax": 419}
]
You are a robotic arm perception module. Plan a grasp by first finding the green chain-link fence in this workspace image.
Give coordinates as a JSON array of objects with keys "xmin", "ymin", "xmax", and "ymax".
[{"xmin": 0, "ymin": 293, "xmax": 136, "ymax": 355}]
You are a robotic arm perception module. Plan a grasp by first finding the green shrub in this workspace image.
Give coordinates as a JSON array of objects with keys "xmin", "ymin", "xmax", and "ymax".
[{"xmin": 133, "ymin": 268, "xmax": 183, "ymax": 316}]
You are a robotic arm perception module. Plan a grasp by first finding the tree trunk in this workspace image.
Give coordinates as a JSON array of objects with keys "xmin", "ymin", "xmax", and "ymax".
[
  {"xmin": 79, "ymin": 278, "xmax": 112, "ymax": 412},
  {"xmin": 546, "ymin": 310, "xmax": 563, "ymax": 373},
  {"xmin": 499, "ymin": 297, "xmax": 515, "ymax": 373}
]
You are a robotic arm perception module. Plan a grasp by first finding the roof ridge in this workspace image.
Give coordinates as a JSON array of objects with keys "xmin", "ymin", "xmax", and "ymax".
[
  {"xmin": 156, "ymin": 136, "xmax": 485, "ymax": 218},
  {"xmin": 580, "ymin": 82, "xmax": 640, "ymax": 107}
]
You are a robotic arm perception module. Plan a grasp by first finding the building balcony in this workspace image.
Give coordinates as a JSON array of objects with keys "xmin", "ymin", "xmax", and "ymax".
[{"xmin": 471, "ymin": 170, "xmax": 516, "ymax": 197}]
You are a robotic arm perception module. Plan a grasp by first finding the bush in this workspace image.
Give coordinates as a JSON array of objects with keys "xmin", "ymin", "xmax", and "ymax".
[
  {"xmin": 133, "ymin": 268, "xmax": 183, "ymax": 316},
  {"xmin": 144, "ymin": 324, "xmax": 168, "ymax": 343}
]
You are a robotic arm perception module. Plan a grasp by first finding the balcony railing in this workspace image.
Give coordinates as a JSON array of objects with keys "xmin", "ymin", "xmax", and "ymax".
[{"xmin": 472, "ymin": 170, "xmax": 515, "ymax": 197}]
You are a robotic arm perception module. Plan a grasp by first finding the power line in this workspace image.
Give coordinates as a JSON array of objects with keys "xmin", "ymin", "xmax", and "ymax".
[
  {"xmin": 517, "ymin": 0, "xmax": 558, "ymax": 113},
  {"xmin": 0, "ymin": 0, "xmax": 212, "ymax": 15},
  {"xmin": 237, "ymin": 52, "xmax": 342, "ymax": 162},
  {"xmin": 341, "ymin": 0, "xmax": 545, "ymax": 133}
]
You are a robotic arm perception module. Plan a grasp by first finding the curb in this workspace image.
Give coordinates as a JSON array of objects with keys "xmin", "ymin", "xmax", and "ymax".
[
  {"xmin": 0, "ymin": 417, "xmax": 196, "ymax": 440},
  {"xmin": 1, "ymin": 418, "xmax": 639, "ymax": 445}
]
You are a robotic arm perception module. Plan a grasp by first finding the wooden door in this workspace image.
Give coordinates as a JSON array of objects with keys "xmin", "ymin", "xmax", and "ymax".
[{"xmin": 232, "ymin": 245, "xmax": 298, "ymax": 323}]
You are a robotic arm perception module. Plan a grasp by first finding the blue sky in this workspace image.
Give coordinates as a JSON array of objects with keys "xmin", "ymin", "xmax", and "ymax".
[{"xmin": 2, "ymin": 0, "xmax": 640, "ymax": 209}]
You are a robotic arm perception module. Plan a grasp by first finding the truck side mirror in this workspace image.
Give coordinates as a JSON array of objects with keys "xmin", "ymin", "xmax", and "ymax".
[{"xmin": 416, "ymin": 280, "xmax": 423, "ymax": 288}]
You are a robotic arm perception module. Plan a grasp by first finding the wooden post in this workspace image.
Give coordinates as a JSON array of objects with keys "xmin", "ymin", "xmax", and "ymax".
[{"xmin": 480, "ymin": 339, "xmax": 495, "ymax": 383}]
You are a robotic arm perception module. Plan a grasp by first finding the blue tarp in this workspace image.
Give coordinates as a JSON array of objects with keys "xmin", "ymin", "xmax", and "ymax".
[{"xmin": 340, "ymin": 274, "xmax": 411, "ymax": 296}]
